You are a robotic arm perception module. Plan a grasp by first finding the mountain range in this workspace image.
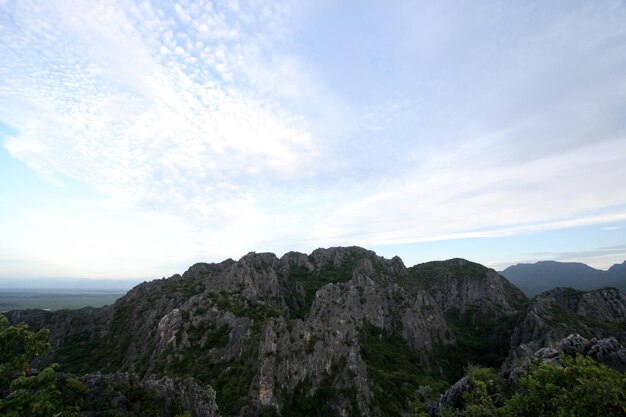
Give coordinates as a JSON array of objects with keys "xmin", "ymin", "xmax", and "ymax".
[
  {"xmin": 4, "ymin": 247, "xmax": 626, "ymax": 417},
  {"xmin": 500, "ymin": 260, "xmax": 626, "ymax": 296}
]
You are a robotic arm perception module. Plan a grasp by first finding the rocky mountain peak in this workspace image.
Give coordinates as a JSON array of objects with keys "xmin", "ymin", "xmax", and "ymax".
[
  {"xmin": 7, "ymin": 247, "xmax": 624, "ymax": 417},
  {"xmin": 409, "ymin": 258, "xmax": 527, "ymax": 316}
]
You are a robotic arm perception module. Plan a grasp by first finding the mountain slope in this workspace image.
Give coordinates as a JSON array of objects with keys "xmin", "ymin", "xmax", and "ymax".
[
  {"xmin": 505, "ymin": 287, "xmax": 626, "ymax": 372},
  {"xmin": 500, "ymin": 260, "xmax": 626, "ymax": 296},
  {"xmin": 410, "ymin": 259, "xmax": 527, "ymax": 369},
  {"xmin": 2, "ymin": 248, "xmax": 538, "ymax": 417}
]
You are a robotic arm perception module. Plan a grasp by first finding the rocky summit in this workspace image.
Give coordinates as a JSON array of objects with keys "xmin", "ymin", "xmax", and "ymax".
[{"xmin": 7, "ymin": 246, "xmax": 626, "ymax": 417}]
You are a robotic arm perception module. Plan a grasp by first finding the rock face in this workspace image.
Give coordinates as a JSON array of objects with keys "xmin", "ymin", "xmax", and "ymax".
[
  {"xmin": 509, "ymin": 288, "xmax": 626, "ymax": 349},
  {"xmin": 503, "ymin": 333, "xmax": 626, "ymax": 380},
  {"xmin": 560, "ymin": 334, "xmax": 626, "ymax": 371},
  {"xmin": 410, "ymin": 259, "xmax": 528, "ymax": 370},
  {"xmin": 412, "ymin": 259, "xmax": 527, "ymax": 316},
  {"xmin": 427, "ymin": 376, "xmax": 475, "ymax": 414},
  {"xmin": 3, "ymin": 247, "xmax": 539, "ymax": 417},
  {"xmin": 505, "ymin": 287, "xmax": 626, "ymax": 371}
]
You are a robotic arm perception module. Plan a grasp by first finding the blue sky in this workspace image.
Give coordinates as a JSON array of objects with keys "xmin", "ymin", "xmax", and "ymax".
[{"xmin": 1, "ymin": 0, "xmax": 626, "ymax": 280}]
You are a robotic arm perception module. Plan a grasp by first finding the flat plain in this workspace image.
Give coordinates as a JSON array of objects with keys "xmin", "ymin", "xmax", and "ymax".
[{"xmin": 0, "ymin": 289, "xmax": 125, "ymax": 312}]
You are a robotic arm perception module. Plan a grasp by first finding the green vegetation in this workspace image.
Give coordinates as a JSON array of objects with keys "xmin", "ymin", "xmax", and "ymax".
[
  {"xmin": 258, "ymin": 359, "xmax": 361, "ymax": 417},
  {"xmin": 1, "ymin": 314, "xmax": 196, "ymax": 417},
  {"xmin": 202, "ymin": 323, "xmax": 231, "ymax": 347},
  {"xmin": 443, "ymin": 308, "xmax": 522, "ymax": 375},
  {"xmin": 503, "ymin": 355, "xmax": 625, "ymax": 417},
  {"xmin": 56, "ymin": 331, "xmax": 109, "ymax": 375},
  {"xmin": 170, "ymin": 348, "xmax": 255, "ymax": 416},
  {"xmin": 210, "ymin": 359, "xmax": 257, "ymax": 416},
  {"xmin": 276, "ymin": 377, "xmax": 345, "ymax": 417},
  {"xmin": 57, "ymin": 301, "xmax": 137, "ymax": 374},
  {"xmin": 57, "ymin": 277, "xmax": 209, "ymax": 376},
  {"xmin": 4, "ymin": 254, "xmax": 625, "ymax": 417},
  {"xmin": 359, "ymin": 325, "xmax": 448, "ymax": 416},
  {"xmin": 284, "ymin": 254, "xmax": 364, "ymax": 320},
  {"xmin": 0, "ymin": 314, "xmax": 77, "ymax": 416},
  {"xmin": 410, "ymin": 260, "xmax": 527, "ymax": 311},
  {"xmin": 208, "ymin": 292, "xmax": 282, "ymax": 327},
  {"xmin": 546, "ymin": 303, "xmax": 626, "ymax": 337},
  {"xmin": 160, "ymin": 277, "xmax": 206, "ymax": 300},
  {"xmin": 411, "ymin": 260, "xmax": 489, "ymax": 291},
  {"xmin": 413, "ymin": 355, "xmax": 626, "ymax": 417},
  {"xmin": 65, "ymin": 375, "xmax": 189, "ymax": 417},
  {"xmin": 168, "ymin": 323, "xmax": 258, "ymax": 417}
]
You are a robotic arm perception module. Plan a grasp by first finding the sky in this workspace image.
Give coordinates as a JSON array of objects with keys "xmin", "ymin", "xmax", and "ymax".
[{"xmin": 1, "ymin": 0, "xmax": 626, "ymax": 281}]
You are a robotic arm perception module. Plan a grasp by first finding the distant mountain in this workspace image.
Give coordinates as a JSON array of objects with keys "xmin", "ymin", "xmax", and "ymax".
[
  {"xmin": 608, "ymin": 260, "xmax": 626, "ymax": 276},
  {"xmin": 500, "ymin": 260, "xmax": 626, "ymax": 296}
]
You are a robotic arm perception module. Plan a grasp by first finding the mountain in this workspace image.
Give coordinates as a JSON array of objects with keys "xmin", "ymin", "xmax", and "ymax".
[
  {"xmin": 506, "ymin": 287, "xmax": 626, "ymax": 368},
  {"xmin": 500, "ymin": 260, "xmax": 626, "ymax": 296},
  {"xmin": 6, "ymin": 247, "xmax": 526, "ymax": 416},
  {"xmin": 409, "ymin": 259, "xmax": 527, "ymax": 367},
  {"xmin": 609, "ymin": 260, "xmax": 626, "ymax": 277},
  {"xmin": 5, "ymin": 247, "xmax": 626, "ymax": 417}
]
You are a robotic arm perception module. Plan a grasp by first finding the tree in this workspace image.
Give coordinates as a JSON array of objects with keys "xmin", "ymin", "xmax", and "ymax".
[
  {"xmin": 504, "ymin": 355, "xmax": 626, "ymax": 417},
  {"xmin": 0, "ymin": 314, "xmax": 78, "ymax": 417},
  {"xmin": 420, "ymin": 356, "xmax": 626, "ymax": 417}
]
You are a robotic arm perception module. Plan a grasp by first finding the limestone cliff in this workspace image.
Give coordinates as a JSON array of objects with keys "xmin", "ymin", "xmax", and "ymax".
[
  {"xmin": 5, "ymin": 247, "xmax": 538, "ymax": 417},
  {"xmin": 506, "ymin": 287, "xmax": 626, "ymax": 368}
]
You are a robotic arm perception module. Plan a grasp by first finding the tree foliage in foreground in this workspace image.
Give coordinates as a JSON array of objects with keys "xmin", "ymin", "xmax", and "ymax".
[
  {"xmin": 414, "ymin": 355, "xmax": 626, "ymax": 417},
  {"xmin": 0, "ymin": 314, "xmax": 79, "ymax": 417},
  {"xmin": 1, "ymin": 315, "xmax": 197, "ymax": 417}
]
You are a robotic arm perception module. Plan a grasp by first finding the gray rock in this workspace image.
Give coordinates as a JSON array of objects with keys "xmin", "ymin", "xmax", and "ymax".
[
  {"xmin": 587, "ymin": 337, "xmax": 626, "ymax": 371},
  {"xmin": 506, "ymin": 287, "xmax": 626, "ymax": 370},
  {"xmin": 3, "ymin": 247, "xmax": 547, "ymax": 417},
  {"xmin": 560, "ymin": 333, "xmax": 593, "ymax": 356},
  {"xmin": 505, "ymin": 333, "xmax": 626, "ymax": 380},
  {"xmin": 428, "ymin": 377, "xmax": 475, "ymax": 415}
]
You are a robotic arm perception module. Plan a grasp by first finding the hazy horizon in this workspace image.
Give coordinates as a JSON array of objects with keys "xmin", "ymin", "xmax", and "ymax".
[
  {"xmin": 0, "ymin": 277, "xmax": 145, "ymax": 290},
  {"xmin": 0, "ymin": 251, "xmax": 624, "ymax": 286}
]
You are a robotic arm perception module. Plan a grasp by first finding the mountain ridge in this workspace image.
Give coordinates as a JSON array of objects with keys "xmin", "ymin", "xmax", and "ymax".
[
  {"xmin": 5, "ymin": 246, "xmax": 626, "ymax": 417},
  {"xmin": 500, "ymin": 259, "xmax": 626, "ymax": 296}
]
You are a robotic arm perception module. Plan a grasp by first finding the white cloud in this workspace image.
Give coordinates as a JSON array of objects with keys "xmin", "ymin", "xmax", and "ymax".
[
  {"xmin": 1, "ymin": 0, "xmax": 315, "ymax": 225},
  {"xmin": 320, "ymin": 138, "xmax": 626, "ymax": 245},
  {"xmin": 1, "ymin": 0, "xmax": 626, "ymax": 277}
]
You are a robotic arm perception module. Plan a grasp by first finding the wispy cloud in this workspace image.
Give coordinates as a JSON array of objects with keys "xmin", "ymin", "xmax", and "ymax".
[
  {"xmin": 531, "ymin": 244, "xmax": 626, "ymax": 261},
  {"xmin": 1, "ymin": 0, "xmax": 316, "ymax": 222}
]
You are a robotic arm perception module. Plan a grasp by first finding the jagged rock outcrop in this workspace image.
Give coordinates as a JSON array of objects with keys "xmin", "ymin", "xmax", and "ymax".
[
  {"xmin": 411, "ymin": 259, "xmax": 527, "ymax": 318},
  {"xmin": 508, "ymin": 287, "xmax": 626, "ymax": 362},
  {"xmin": 426, "ymin": 376, "xmax": 475, "ymax": 415},
  {"xmin": 5, "ymin": 247, "xmax": 538, "ymax": 417},
  {"xmin": 561, "ymin": 334, "xmax": 626, "ymax": 371},
  {"xmin": 504, "ymin": 333, "xmax": 626, "ymax": 383}
]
